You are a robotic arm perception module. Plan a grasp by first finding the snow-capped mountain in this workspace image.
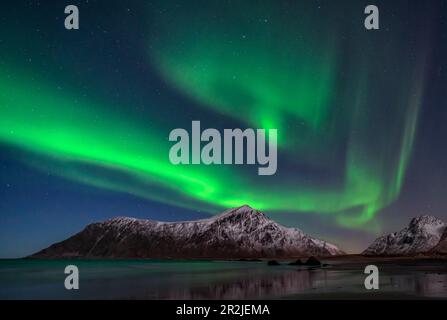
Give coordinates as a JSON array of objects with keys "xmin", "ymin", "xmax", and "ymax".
[
  {"xmin": 31, "ymin": 205, "xmax": 344, "ymax": 259},
  {"xmin": 363, "ymin": 215, "xmax": 447, "ymax": 256},
  {"xmin": 431, "ymin": 227, "xmax": 447, "ymax": 254}
]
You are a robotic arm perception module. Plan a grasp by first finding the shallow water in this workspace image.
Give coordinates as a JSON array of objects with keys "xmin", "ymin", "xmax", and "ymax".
[{"xmin": 0, "ymin": 259, "xmax": 446, "ymax": 299}]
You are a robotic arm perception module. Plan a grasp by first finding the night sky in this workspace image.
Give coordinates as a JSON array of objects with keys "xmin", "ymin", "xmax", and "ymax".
[{"xmin": 1, "ymin": 0, "xmax": 447, "ymax": 257}]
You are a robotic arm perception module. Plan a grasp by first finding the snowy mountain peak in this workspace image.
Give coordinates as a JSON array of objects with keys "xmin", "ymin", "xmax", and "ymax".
[
  {"xmin": 219, "ymin": 205, "xmax": 255, "ymax": 215},
  {"xmin": 31, "ymin": 206, "xmax": 344, "ymax": 259},
  {"xmin": 408, "ymin": 215, "xmax": 445, "ymax": 230},
  {"xmin": 235, "ymin": 204, "xmax": 255, "ymax": 211},
  {"xmin": 363, "ymin": 215, "xmax": 446, "ymax": 256},
  {"xmin": 215, "ymin": 205, "xmax": 266, "ymax": 221}
]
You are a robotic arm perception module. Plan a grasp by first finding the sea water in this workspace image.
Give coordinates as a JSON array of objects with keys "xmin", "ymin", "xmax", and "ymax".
[{"xmin": 0, "ymin": 259, "xmax": 446, "ymax": 299}]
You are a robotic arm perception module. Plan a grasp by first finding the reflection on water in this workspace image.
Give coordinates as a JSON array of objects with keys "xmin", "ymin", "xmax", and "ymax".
[
  {"xmin": 0, "ymin": 259, "xmax": 446, "ymax": 299},
  {"xmin": 157, "ymin": 268, "xmax": 318, "ymax": 299}
]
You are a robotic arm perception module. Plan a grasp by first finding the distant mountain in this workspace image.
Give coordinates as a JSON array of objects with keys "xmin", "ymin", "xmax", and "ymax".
[
  {"xmin": 431, "ymin": 227, "xmax": 447, "ymax": 254},
  {"xmin": 30, "ymin": 205, "xmax": 344, "ymax": 259},
  {"xmin": 363, "ymin": 215, "xmax": 447, "ymax": 256}
]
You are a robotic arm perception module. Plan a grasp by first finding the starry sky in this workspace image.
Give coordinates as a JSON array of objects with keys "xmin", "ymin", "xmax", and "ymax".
[{"xmin": 1, "ymin": 0, "xmax": 447, "ymax": 257}]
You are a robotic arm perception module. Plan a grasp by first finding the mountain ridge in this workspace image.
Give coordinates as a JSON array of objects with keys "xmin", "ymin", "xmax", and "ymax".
[
  {"xmin": 31, "ymin": 205, "xmax": 345, "ymax": 259},
  {"xmin": 430, "ymin": 227, "xmax": 447, "ymax": 254},
  {"xmin": 363, "ymin": 215, "xmax": 447, "ymax": 256}
]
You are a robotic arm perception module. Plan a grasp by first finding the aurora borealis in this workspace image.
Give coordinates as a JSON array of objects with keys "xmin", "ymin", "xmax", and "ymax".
[{"xmin": 1, "ymin": 0, "xmax": 447, "ymax": 256}]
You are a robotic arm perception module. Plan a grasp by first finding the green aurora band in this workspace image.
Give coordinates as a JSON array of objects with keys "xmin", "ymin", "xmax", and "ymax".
[{"xmin": 0, "ymin": 1, "xmax": 431, "ymax": 230}]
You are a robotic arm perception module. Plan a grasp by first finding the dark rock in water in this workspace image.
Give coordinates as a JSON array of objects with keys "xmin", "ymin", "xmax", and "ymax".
[
  {"xmin": 304, "ymin": 256, "xmax": 321, "ymax": 266},
  {"xmin": 322, "ymin": 263, "xmax": 330, "ymax": 267},
  {"xmin": 288, "ymin": 259, "xmax": 303, "ymax": 266},
  {"xmin": 267, "ymin": 260, "xmax": 280, "ymax": 266}
]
